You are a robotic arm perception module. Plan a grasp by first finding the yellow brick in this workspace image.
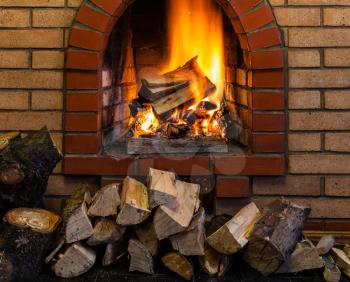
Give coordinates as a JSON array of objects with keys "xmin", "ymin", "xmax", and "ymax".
[
  {"xmin": 289, "ymin": 112, "xmax": 350, "ymax": 130},
  {"xmin": 289, "ymin": 90, "xmax": 321, "ymax": 109},
  {"xmin": 325, "ymin": 177, "xmax": 350, "ymax": 196},
  {"xmin": 31, "ymin": 91, "xmax": 63, "ymax": 110},
  {"xmin": 0, "ymin": 0, "xmax": 64, "ymax": 6},
  {"xmin": 289, "ymin": 28, "xmax": 350, "ymax": 47},
  {"xmin": 64, "ymin": 29, "xmax": 70, "ymax": 48},
  {"xmin": 0, "ymin": 30, "xmax": 63, "ymax": 48},
  {"xmin": 0, "ymin": 50, "xmax": 29, "ymax": 68},
  {"xmin": 0, "ymin": 71, "xmax": 63, "ymax": 89},
  {"xmin": 0, "ymin": 111, "xmax": 62, "ymax": 130},
  {"xmin": 324, "ymin": 8, "xmax": 350, "ymax": 26},
  {"xmin": 325, "ymin": 133, "xmax": 350, "ymax": 152},
  {"xmin": 325, "ymin": 90, "xmax": 350, "ymax": 109},
  {"xmin": 67, "ymin": 0, "xmax": 83, "ymax": 7},
  {"xmin": 274, "ymin": 8, "xmax": 320, "ymax": 26},
  {"xmin": 32, "ymin": 51, "xmax": 64, "ymax": 69},
  {"xmin": 269, "ymin": 0, "xmax": 285, "ymax": 5},
  {"xmin": 32, "ymin": 9, "xmax": 76, "ymax": 27},
  {"xmin": 288, "ymin": 133, "xmax": 321, "ymax": 151},
  {"xmin": 0, "ymin": 91, "xmax": 28, "ymax": 110},
  {"xmin": 289, "ymin": 0, "xmax": 350, "ymax": 5},
  {"xmin": 324, "ymin": 48, "xmax": 350, "ymax": 67},
  {"xmin": 288, "ymin": 49, "xmax": 320, "ymax": 67},
  {"xmin": 0, "ymin": 9, "xmax": 30, "ymax": 27}
]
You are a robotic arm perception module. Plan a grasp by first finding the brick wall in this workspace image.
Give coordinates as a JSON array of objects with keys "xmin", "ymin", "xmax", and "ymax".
[{"xmin": 0, "ymin": 0, "xmax": 350, "ymax": 231}]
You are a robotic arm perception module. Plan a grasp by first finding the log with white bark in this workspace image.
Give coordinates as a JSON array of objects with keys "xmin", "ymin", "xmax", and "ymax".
[
  {"xmin": 135, "ymin": 218, "xmax": 159, "ymax": 256},
  {"xmin": 87, "ymin": 218, "xmax": 126, "ymax": 246},
  {"xmin": 323, "ymin": 256, "xmax": 341, "ymax": 282},
  {"xmin": 103, "ymin": 237, "xmax": 128, "ymax": 267},
  {"xmin": 153, "ymin": 180, "xmax": 200, "ymax": 240},
  {"xmin": 331, "ymin": 247, "xmax": 350, "ymax": 278},
  {"xmin": 198, "ymin": 247, "xmax": 231, "ymax": 277},
  {"xmin": 162, "ymin": 251, "xmax": 193, "ymax": 281},
  {"xmin": 128, "ymin": 239, "xmax": 154, "ymax": 274},
  {"xmin": 52, "ymin": 243, "xmax": 96, "ymax": 278},
  {"xmin": 169, "ymin": 207, "xmax": 205, "ymax": 256},
  {"xmin": 88, "ymin": 183, "xmax": 121, "ymax": 217},
  {"xmin": 243, "ymin": 198, "xmax": 311, "ymax": 276},
  {"xmin": 116, "ymin": 177, "xmax": 151, "ymax": 226},
  {"xmin": 147, "ymin": 168, "xmax": 177, "ymax": 209},
  {"xmin": 207, "ymin": 202, "xmax": 261, "ymax": 255}
]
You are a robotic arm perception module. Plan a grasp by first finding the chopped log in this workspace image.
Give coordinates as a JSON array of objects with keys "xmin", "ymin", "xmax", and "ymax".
[
  {"xmin": 198, "ymin": 247, "xmax": 231, "ymax": 277},
  {"xmin": 0, "ymin": 132, "xmax": 20, "ymax": 151},
  {"xmin": 153, "ymin": 180, "xmax": 200, "ymax": 240},
  {"xmin": 243, "ymin": 198, "xmax": 311, "ymax": 276},
  {"xmin": 0, "ymin": 208, "xmax": 60, "ymax": 282},
  {"xmin": 88, "ymin": 183, "xmax": 121, "ymax": 217},
  {"xmin": 147, "ymin": 168, "xmax": 177, "ymax": 209},
  {"xmin": 205, "ymin": 214, "xmax": 231, "ymax": 237},
  {"xmin": 343, "ymin": 244, "xmax": 350, "ymax": 258},
  {"xmin": 128, "ymin": 239, "xmax": 154, "ymax": 274},
  {"xmin": 52, "ymin": 243, "xmax": 96, "ymax": 278},
  {"xmin": 0, "ymin": 127, "xmax": 61, "ymax": 218},
  {"xmin": 162, "ymin": 251, "xmax": 193, "ymax": 281},
  {"xmin": 331, "ymin": 248, "xmax": 350, "ymax": 278},
  {"xmin": 116, "ymin": 177, "xmax": 151, "ymax": 226},
  {"xmin": 87, "ymin": 218, "xmax": 126, "ymax": 246},
  {"xmin": 207, "ymin": 202, "xmax": 261, "ymax": 255},
  {"xmin": 317, "ymin": 235, "xmax": 335, "ymax": 255},
  {"xmin": 135, "ymin": 218, "xmax": 159, "ymax": 255},
  {"xmin": 323, "ymin": 256, "xmax": 341, "ymax": 282},
  {"xmin": 103, "ymin": 237, "xmax": 128, "ymax": 267},
  {"xmin": 170, "ymin": 207, "xmax": 206, "ymax": 256},
  {"xmin": 276, "ymin": 238, "xmax": 324, "ymax": 273},
  {"xmin": 166, "ymin": 123, "xmax": 190, "ymax": 139}
]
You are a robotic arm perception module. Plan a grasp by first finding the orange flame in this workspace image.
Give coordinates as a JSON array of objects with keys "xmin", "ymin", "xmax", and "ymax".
[{"xmin": 134, "ymin": 105, "xmax": 159, "ymax": 138}]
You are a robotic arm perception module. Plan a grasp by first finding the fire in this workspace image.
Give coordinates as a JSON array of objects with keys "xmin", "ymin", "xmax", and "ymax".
[{"xmin": 134, "ymin": 105, "xmax": 159, "ymax": 138}]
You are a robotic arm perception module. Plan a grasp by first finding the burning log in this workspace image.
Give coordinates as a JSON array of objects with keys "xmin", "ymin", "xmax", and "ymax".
[
  {"xmin": 153, "ymin": 180, "xmax": 200, "ymax": 240},
  {"xmin": 135, "ymin": 218, "xmax": 159, "ymax": 256},
  {"xmin": 317, "ymin": 235, "xmax": 335, "ymax": 255},
  {"xmin": 323, "ymin": 256, "xmax": 341, "ymax": 282},
  {"xmin": 166, "ymin": 123, "xmax": 190, "ymax": 139},
  {"xmin": 116, "ymin": 177, "xmax": 151, "ymax": 226},
  {"xmin": 52, "ymin": 243, "xmax": 96, "ymax": 278},
  {"xmin": 88, "ymin": 183, "xmax": 121, "ymax": 217},
  {"xmin": 128, "ymin": 239, "xmax": 154, "ymax": 274},
  {"xmin": 87, "ymin": 218, "xmax": 126, "ymax": 246},
  {"xmin": 198, "ymin": 247, "xmax": 231, "ymax": 277},
  {"xmin": 162, "ymin": 251, "xmax": 193, "ymax": 281},
  {"xmin": 331, "ymin": 248, "xmax": 350, "ymax": 278},
  {"xmin": 0, "ymin": 127, "xmax": 61, "ymax": 218},
  {"xmin": 103, "ymin": 238, "xmax": 128, "ymax": 267},
  {"xmin": 207, "ymin": 202, "xmax": 261, "ymax": 255},
  {"xmin": 243, "ymin": 198, "xmax": 311, "ymax": 276},
  {"xmin": 139, "ymin": 80, "xmax": 190, "ymax": 102},
  {"xmin": 0, "ymin": 208, "xmax": 60, "ymax": 282}
]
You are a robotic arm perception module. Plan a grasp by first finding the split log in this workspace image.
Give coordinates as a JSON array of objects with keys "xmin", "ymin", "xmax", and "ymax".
[
  {"xmin": 317, "ymin": 235, "xmax": 335, "ymax": 255},
  {"xmin": 276, "ymin": 238, "xmax": 324, "ymax": 273},
  {"xmin": 205, "ymin": 214, "xmax": 231, "ymax": 237},
  {"xmin": 139, "ymin": 80, "xmax": 189, "ymax": 102},
  {"xmin": 103, "ymin": 238, "xmax": 128, "ymax": 266},
  {"xmin": 0, "ymin": 127, "xmax": 61, "ymax": 218},
  {"xmin": 323, "ymin": 256, "xmax": 341, "ymax": 282},
  {"xmin": 153, "ymin": 180, "xmax": 200, "ymax": 240},
  {"xmin": 0, "ymin": 208, "xmax": 60, "ymax": 282},
  {"xmin": 128, "ymin": 239, "xmax": 154, "ymax": 274},
  {"xmin": 243, "ymin": 198, "xmax": 311, "ymax": 276},
  {"xmin": 207, "ymin": 202, "xmax": 261, "ymax": 255},
  {"xmin": 135, "ymin": 218, "xmax": 159, "ymax": 255},
  {"xmin": 344, "ymin": 244, "xmax": 350, "ymax": 258},
  {"xmin": 116, "ymin": 177, "xmax": 151, "ymax": 226},
  {"xmin": 88, "ymin": 183, "xmax": 121, "ymax": 217},
  {"xmin": 147, "ymin": 168, "xmax": 177, "ymax": 209},
  {"xmin": 166, "ymin": 123, "xmax": 190, "ymax": 139},
  {"xmin": 169, "ymin": 207, "xmax": 206, "ymax": 256},
  {"xmin": 331, "ymin": 248, "xmax": 350, "ymax": 278},
  {"xmin": 0, "ymin": 132, "xmax": 19, "ymax": 151},
  {"xmin": 162, "ymin": 251, "xmax": 193, "ymax": 281},
  {"xmin": 198, "ymin": 247, "xmax": 231, "ymax": 277},
  {"xmin": 87, "ymin": 218, "xmax": 126, "ymax": 246},
  {"xmin": 52, "ymin": 243, "xmax": 96, "ymax": 278}
]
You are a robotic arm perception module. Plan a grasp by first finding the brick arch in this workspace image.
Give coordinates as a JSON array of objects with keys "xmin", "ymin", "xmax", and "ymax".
[{"xmin": 64, "ymin": 0, "xmax": 286, "ymax": 177}]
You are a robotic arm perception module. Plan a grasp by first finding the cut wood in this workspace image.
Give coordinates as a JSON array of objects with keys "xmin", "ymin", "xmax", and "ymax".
[
  {"xmin": 153, "ymin": 180, "xmax": 200, "ymax": 240},
  {"xmin": 207, "ymin": 202, "xmax": 261, "ymax": 255},
  {"xmin": 103, "ymin": 238, "xmax": 128, "ymax": 267},
  {"xmin": 343, "ymin": 244, "xmax": 350, "ymax": 258},
  {"xmin": 162, "ymin": 251, "xmax": 193, "ymax": 281},
  {"xmin": 166, "ymin": 123, "xmax": 190, "ymax": 139},
  {"xmin": 88, "ymin": 183, "xmax": 121, "ymax": 217},
  {"xmin": 0, "ymin": 131, "xmax": 19, "ymax": 151},
  {"xmin": 276, "ymin": 238, "xmax": 324, "ymax": 273},
  {"xmin": 116, "ymin": 177, "xmax": 151, "ymax": 226},
  {"xmin": 243, "ymin": 198, "xmax": 311, "ymax": 276},
  {"xmin": 323, "ymin": 255, "xmax": 341, "ymax": 282},
  {"xmin": 205, "ymin": 214, "xmax": 231, "ymax": 237},
  {"xmin": 147, "ymin": 168, "xmax": 177, "ymax": 209},
  {"xmin": 198, "ymin": 247, "xmax": 231, "ymax": 277},
  {"xmin": 87, "ymin": 218, "xmax": 126, "ymax": 246},
  {"xmin": 317, "ymin": 235, "xmax": 335, "ymax": 255},
  {"xmin": 0, "ymin": 208, "xmax": 60, "ymax": 282},
  {"xmin": 331, "ymin": 247, "xmax": 350, "ymax": 278},
  {"xmin": 170, "ymin": 207, "xmax": 206, "ymax": 256},
  {"xmin": 135, "ymin": 218, "xmax": 159, "ymax": 256},
  {"xmin": 128, "ymin": 239, "xmax": 154, "ymax": 274},
  {"xmin": 52, "ymin": 243, "xmax": 96, "ymax": 278}
]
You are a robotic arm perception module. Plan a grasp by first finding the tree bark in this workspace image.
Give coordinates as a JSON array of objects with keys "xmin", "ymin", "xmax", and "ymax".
[
  {"xmin": 128, "ymin": 239, "xmax": 154, "ymax": 274},
  {"xmin": 162, "ymin": 251, "xmax": 193, "ymax": 281},
  {"xmin": 135, "ymin": 218, "xmax": 159, "ymax": 256},
  {"xmin": 198, "ymin": 247, "xmax": 231, "ymax": 277}
]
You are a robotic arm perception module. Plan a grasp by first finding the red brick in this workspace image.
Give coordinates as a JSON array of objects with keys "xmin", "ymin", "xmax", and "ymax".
[
  {"xmin": 248, "ymin": 71, "xmax": 285, "ymax": 88},
  {"xmin": 65, "ymin": 134, "xmax": 101, "ymax": 153},
  {"xmin": 325, "ymin": 221, "xmax": 350, "ymax": 232},
  {"xmin": 240, "ymin": 4, "xmax": 274, "ymax": 32},
  {"xmin": 304, "ymin": 220, "xmax": 323, "ymax": 231},
  {"xmin": 251, "ymin": 91, "xmax": 285, "ymax": 110},
  {"xmin": 216, "ymin": 176, "xmax": 250, "ymax": 197},
  {"xmin": 66, "ymin": 92, "xmax": 100, "ymax": 111},
  {"xmin": 232, "ymin": 19, "xmax": 244, "ymax": 34},
  {"xmin": 76, "ymin": 4, "xmax": 111, "ymax": 32},
  {"xmin": 65, "ymin": 113, "xmax": 100, "ymax": 132},
  {"xmin": 66, "ymin": 50, "xmax": 99, "ymax": 70},
  {"xmin": 64, "ymin": 155, "xmax": 134, "ymax": 175},
  {"xmin": 249, "ymin": 49, "xmax": 284, "ymax": 69},
  {"xmin": 251, "ymin": 133, "xmax": 286, "ymax": 152},
  {"xmin": 247, "ymin": 27, "xmax": 282, "ymax": 50},
  {"xmin": 69, "ymin": 28, "xmax": 104, "ymax": 51},
  {"xmin": 229, "ymin": 0, "xmax": 262, "ymax": 15},
  {"xmin": 100, "ymin": 176, "xmax": 124, "ymax": 187},
  {"xmin": 66, "ymin": 72, "xmax": 98, "ymax": 89},
  {"xmin": 237, "ymin": 34, "xmax": 249, "ymax": 50},
  {"xmin": 90, "ymin": 0, "xmax": 125, "ymax": 16},
  {"xmin": 252, "ymin": 113, "xmax": 285, "ymax": 131}
]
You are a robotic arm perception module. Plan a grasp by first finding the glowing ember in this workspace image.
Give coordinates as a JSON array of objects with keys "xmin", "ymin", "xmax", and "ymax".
[{"xmin": 134, "ymin": 105, "xmax": 160, "ymax": 138}]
